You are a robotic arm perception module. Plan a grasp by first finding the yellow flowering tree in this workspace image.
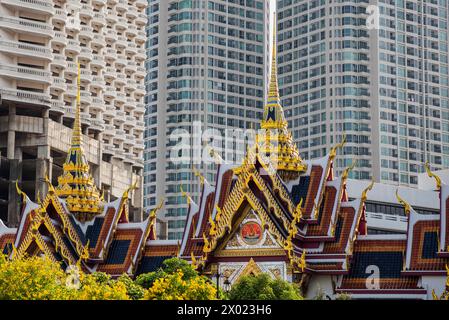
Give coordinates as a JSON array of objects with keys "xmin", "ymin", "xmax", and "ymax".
[
  {"xmin": 0, "ymin": 254, "xmax": 74, "ymax": 300},
  {"xmin": 76, "ymin": 272, "xmax": 130, "ymax": 300},
  {"xmin": 0, "ymin": 254, "xmax": 129, "ymax": 300},
  {"xmin": 144, "ymin": 269, "xmax": 217, "ymax": 300}
]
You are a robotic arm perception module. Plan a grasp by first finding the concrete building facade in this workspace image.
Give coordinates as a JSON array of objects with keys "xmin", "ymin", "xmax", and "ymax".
[
  {"xmin": 0, "ymin": 0, "xmax": 147, "ymax": 226},
  {"xmin": 277, "ymin": 0, "xmax": 449, "ymax": 187},
  {"xmin": 144, "ymin": 0, "xmax": 271, "ymax": 239}
]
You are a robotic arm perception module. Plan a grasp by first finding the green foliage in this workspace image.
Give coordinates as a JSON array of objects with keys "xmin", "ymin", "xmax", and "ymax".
[
  {"xmin": 335, "ymin": 293, "xmax": 351, "ymax": 300},
  {"xmin": 117, "ymin": 274, "xmax": 145, "ymax": 300},
  {"xmin": 135, "ymin": 257, "xmax": 197, "ymax": 289},
  {"xmin": 161, "ymin": 257, "xmax": 198, "ymax": 280},
  {"xmin": 228, "ymin": 273, "xmax": 303, "ymax": 300}
]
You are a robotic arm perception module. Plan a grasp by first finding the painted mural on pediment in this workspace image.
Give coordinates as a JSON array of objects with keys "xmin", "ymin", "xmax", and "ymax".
[
  {"xmin": 224, "ymin": 210, "xmax": 282, "ymax": 251},
  {"xmin": 218, "ymin": 260, "xmax": 287, "ymax": 285}
]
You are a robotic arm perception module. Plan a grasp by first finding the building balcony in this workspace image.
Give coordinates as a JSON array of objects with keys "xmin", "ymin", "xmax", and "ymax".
[
  {"xmin": 125, "ymin": 43, "xmax": 138, "ymax": 55},
  {"xmin": 113, "ymin": 129, "xmax": 126, "ymax": 141},
  {"xmin": 92, "ymin": 12, "xmax": 106, "ymax": 26},
  {"xmin": 52, "ymin": 31, "xmax": 68, "ymax": 47},
  {"xmin": 135, "ymin": 30, "xmax": 146, "ymax": 44},
  {"xmin": 51, "ymin": 77, "xmax": 66, "ymax": 92},
  {"xmin": 135, "ymin": 49, "xmax": 146, "ymax": 61},
  {"xmin": 133, "ymin": 155, "xmax": 144, "ymax": 168},
  {"xmin": 106, "ymin": 11, "xmax": 118, "ymax": 24},
  {"xmin": 65, "ymin": 84, "xmax": 77, "ymax": 97},
  {"xmin": 116, "ymin": 0, "xmax": 128, "ymax": 12},
  {"xmin": 114, "ymin": 56, "xmax": 127, "ymax": 68},
  {"xmin": 124, "ymin": 80, "xmax": 136, "ymax": 92},
  {"xmin": 0, "ymin": 88, "xmax": 51, "ymax": 107},
  {"xmin": 105, "ymin": 48, "xmax": 117, "ymax": 60},
  {"xmin": 133, "ymin": 141, "xmax": 144, "ymax": 151},
  {"xmin": 0, "ymin": 16, "xmax": 54, "ymax": 38},
  {"xmin": 115, "ymin": 73, "xmax": 126, "ymax": 86},
  {"xmin": 135, "ymin": 120, "xmax": 144, "ymax": 128},
  {"xmin": 124, "ymin": 62, "xmax": 137, "ymax": 73},
  {"xmin": 79, "ymin": 47, "xmax": 93, "ymax": 62},
  {"xmin": 135, "ymin": 0, "xmax": 146, "ymax": 9},
  {"xmin": 105, "ymin": 29, "xmax": 117, "ymax": 42},
  {"xmin": 135, "ymin": 66, "xmax": 145, "ymax": 79},
  {"xmin": 91, "ymin": 0, "xmax": 106, "ymax": 6},
  {"xmin": 103, "ymin": 90, "xmax": 117, "ymax": 100},
  {"xmin": 80, "ymin": 91, "xmax": 92, "ymax": 104},
  {"xmin": 115, "ymin": 92, "xmax": 126, "ymax": 104},
  {"xmin": 90, "ymin": 119, "xmax": 105, "ymax": 131},
  {"xmin": 51, "ymin": 53, "xmax": 67, "ymax": 69},
  {"xmin": 80, "ymin": 5, "xmax": 94, "ymax": 19},
  {"xmin": 126, "ymin": 6, "xmax": 138, "ymax": 19},
  {"xmin": 80, "ymin": 69, "xmax": 92, "ymax": 83},
  {"xmin": 135, "ymin": 13, "xmax": 146, "ymax": 27},
  {"xmin": 2, "ymin": 0, "xmax": 55, "ymax": 15},
  {"xmin": 90, "ymin": 97, "xmax": 106, "ymax": 112},
  {"xmin": 0, "ymin": 63, "xmax": 52, "ymax": 84},
  {"xmin": 103, "ymin": 106, "xmax": 116, "ymax": 117},
  {"xmin": 103, "ymin": 124, "xmax": 115, "ymax": 137},
  {"xmin": 103, "ymin": 67, "xmax": 117, "ymax": 80},
  {"xmin": 134, "ymin": 85, "xmax": 145, "ymax": 96},
  {"xmin": 91, "ymin": 76, "xmax": 106, "ymax": 90},
  {"xmin": 52, "ymin": 8, "xmax": 66, "ymax": 23},
  {"xmin": 125, "ymin": 25, "xmax": 138, "ymax": 37},
  {"xmin": 115, "ymin": 36, "xmax": 127, "ymax": 49},
  {"xmin": 50, "ymin": 100, "xmax": 65, "ymax": 113},
  {"xmin": 80, "ymin": 26, "xmax": 94, "ymax": 40},
  {"xmin": 114, "ymin": 111, "xmax": 126, "ymax": 123},
  {"xmin": 91, "ymin": 56, "xmax": 106, "ymax": 68},
  {"xmin": 124, "ymin": 99, "xmax": 135, "ymax": 112},
  {"xmin": 65, "ymin": 62, "xmax": 78, "ymax": 77},
  {"xmin": 92, "ymin": 34, "xmax": 106, "ymax": 47},
  {"xmin": 66, "ymin": 40, "xmax": 81, "ymax": 55},
  {"xmin": 124, "ymin": 134, "xmax": 135, "ymax": 144},
  {"xmin": 0, "ymin": 39, "xmax": 52, "ymax": 61},
  {"xmin": 103, "ymin": 143, "xmax": 115, "ymax": 156},
  {"xmin": 123, "ymin": 153, "xmax": 134, "ymax": 164},
  {"xmin": 115, "ymin": 17, "xmax": 128, "ymax": 30},
  {"xmin": 113, "ymin": 149, "xmax": 125, "ymax": 160}
]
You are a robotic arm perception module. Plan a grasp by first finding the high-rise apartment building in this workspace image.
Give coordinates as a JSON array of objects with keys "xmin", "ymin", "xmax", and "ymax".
[
  {"xmin": 277, "ymin": 0, "xmax": 449, "ymax": 186},
  {"xmin": 145, "ymin": 0, "xmax": 270, "ymax": 239},
  {"xmin": 0, "ymin": 0, "xmax": 147, "ymax": 226}
]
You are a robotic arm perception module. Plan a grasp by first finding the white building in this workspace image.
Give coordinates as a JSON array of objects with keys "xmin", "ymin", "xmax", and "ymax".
[
  {"xmin": 0, "ymin": 0, "xmax": 147, "ymax": 225},
  {"xmin": 277, "ymin": 0, "xmax": 449, "ymax": 187},
  {"xmin": 144, "ymin": 0, "xmax": 271, "ymax": 239}
]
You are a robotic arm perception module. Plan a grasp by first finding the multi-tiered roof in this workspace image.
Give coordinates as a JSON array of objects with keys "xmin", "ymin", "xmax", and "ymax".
[
  {"xmin": 175, "ymin": 29, "xmax": 449, "ymax": 299},
  {"xmin": 0, "ymin": 65, "xmax": 178, "ymax": 276}
]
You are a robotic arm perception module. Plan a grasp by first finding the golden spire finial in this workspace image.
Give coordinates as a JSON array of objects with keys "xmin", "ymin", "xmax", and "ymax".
[
  {"xmin": 261, "ymin": 12, "xmax": 286, "ymax": 130},
  {"xmin": 425, "ymin": 161, "xmax": 442, "ymax": 191},
  {"xmin": 330, "ymin": 134, "xmax": 347, "ymax": 160},
  {"xmin": 255, "ymin": 12, "xmax": 307, "ymax": 180},
  {"xmin": 396, "ymin": 189, "xmax": 411, "ymax": 216},
  {"xmin": 193, "ymin": 167, "xmax": 205, "ymax": 186},
  {"xmin": 268, "ymin": 12, "xmax": 279, "ymax": 102},
  {"xmin": 54, "ymin": 61, "xmax": 103, "ymax": 220},
  {"xmin": 180, "ymin": 185, "xmax": 191, "ymax": 206},
  {"xmin": 361, "ymin": 179, "xmax": 375, "ymax": 201},
  {"xmin": 72, "ymin": 63, "xmax": 82, "ymax": 147},
  {"xmin": 342, "ymin": 160, "xmax": 357, "ymax": 179}
]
